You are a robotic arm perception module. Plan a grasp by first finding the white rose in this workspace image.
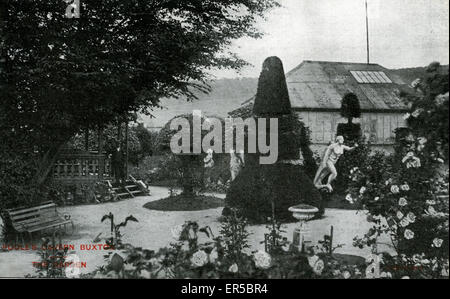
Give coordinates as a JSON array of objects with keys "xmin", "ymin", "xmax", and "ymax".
[
  {"xmin": 404, "ymin": 229, "xmax": 415, "ymax": 240},
  {"xmin": 397, "ymin": 211, "xmax": 404, "ymax": 219},
  {"xmin": 209, "ymin": 249, "xmax": 218, "ymax": 264},
  {"xmin": 345, "ymin": 194, "xmax": 355, "ymax": 204},
  {"xmin": 228, "ymin": 263, "xmax": 238, "ymax": 273},
  {"xmin": 432, "ymin": 238, "xmax": 443, "ymax": 248},
  {"xmin": 398, "ymin": 197, "xmax": 408, "ymax": 206},
  {"xmin": 399, "ymin": 218, "xmax": 410, "ymax": 228},
  {"xmin": 342, "ymin": 271, "xmax": 351, "ymax": 279},
  {"xmin": 191, "ymin": 250, "xmax": 208, "ymax": 268},
  {"xmin": 406, "ymin": 157, "xmax": 421, "ymax": 168},
  {"xmin": 400, "ymin": 184, "xmax": 410, "ymax": 191},
  {"xmin": 360, "ymin": 186, "xmax": 367, "ymax": 194},
  {"xmin": 253, "ymin": 250, "xmax": 271, "ymax": 269},
  {"xmin": 402, "ymin": 152, "xmax": 414, "ymax": 163},
  {"xmin": 407, "ymin": 212, "xmax": 416, "ymax": 223},
  {"xmin": 426, "ymin": 206, "xmax": 438, "ymax": 216},
  {"xmin": 417, "ymin": 137, "xmax": 427, "ymax": 145},
  {"xmin": 391, "ymin": 185, "xmax": 400, "ymax": 194}
]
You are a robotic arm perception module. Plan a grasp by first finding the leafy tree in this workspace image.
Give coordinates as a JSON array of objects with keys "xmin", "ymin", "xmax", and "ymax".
[
  {"xmin": 156, "ymin": 113, "xmax": 225, "ymax": 197},
  {"xmin": 0, "ymin": 0, "xmax": 278, "ymax": 206},
  {"xmin": 404, "ymin": 62, "xmax": 449, "ymax": 159}
]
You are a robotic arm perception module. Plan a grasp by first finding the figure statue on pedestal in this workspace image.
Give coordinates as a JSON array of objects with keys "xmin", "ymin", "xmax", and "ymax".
[{"xmin": 313, "ymin": 136, "xmax": 358, "ymax": 192}]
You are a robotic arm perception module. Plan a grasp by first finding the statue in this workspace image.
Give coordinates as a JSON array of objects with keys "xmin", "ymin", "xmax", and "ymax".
[
  {"xmin": 229, "ymin": 149, "xmax": 244, "ymax": 181},
  {"xmin": 313, "ymin": 136, "xmax": 358, "ymax": 192},
  {"xmin": 203, "ymin": 148, "xmax": 215, "ymax": 168}
]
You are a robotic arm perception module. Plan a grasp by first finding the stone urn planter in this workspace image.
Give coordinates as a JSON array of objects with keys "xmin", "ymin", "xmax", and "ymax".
[{"xmin": 288, "ymin": 204, "xmax": 319, "ymax": 252}]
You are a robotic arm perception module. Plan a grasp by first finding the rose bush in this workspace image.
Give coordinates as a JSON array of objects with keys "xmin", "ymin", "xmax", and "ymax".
[{"xmin": 346, "ymin": 130, "xmax": 448, "ymax": 278}]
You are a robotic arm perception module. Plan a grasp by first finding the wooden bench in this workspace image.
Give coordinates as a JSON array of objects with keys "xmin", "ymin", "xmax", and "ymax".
[{"xmin": 4, "ymin": 201, "xmax": 74, "ymax": 244}]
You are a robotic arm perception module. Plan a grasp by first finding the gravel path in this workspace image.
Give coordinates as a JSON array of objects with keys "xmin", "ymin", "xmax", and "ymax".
[{"xmin": 0, "ymin": 186, "xmax": 393, "ymax": 277}]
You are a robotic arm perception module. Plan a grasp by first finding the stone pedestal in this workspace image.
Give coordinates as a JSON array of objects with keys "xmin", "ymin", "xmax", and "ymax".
[{"xmin": 288, "ymin": 204, "xmax": 318, "ymax": 252}]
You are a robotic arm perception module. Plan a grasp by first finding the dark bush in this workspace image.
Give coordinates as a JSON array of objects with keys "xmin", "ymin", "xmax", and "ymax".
[
  {"xmin": 334, "ymin": 137, "xmax": 370, "ymax": 194},
  {"xmin": 336, "ymin": 123, "xmax": 362, "ymax": 144},
  {"xmin": 253, "ymin": 57, "xmax": 291, "ymax": 116},
  {"xmin": 225, "ymin": 163, "xmax": 323, "ymax": 223},
  {"xmin": 340, "ymin": 92, "xmax": 361, "ymax": 122}
]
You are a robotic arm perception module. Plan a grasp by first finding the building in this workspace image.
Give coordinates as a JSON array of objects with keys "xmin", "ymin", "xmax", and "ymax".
[{"xmin": 230, "ymin": 60, "xmax": 414, "ymax": 152}]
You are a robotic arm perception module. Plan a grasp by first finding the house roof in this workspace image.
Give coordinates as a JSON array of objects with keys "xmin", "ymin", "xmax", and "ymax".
[
  {"xmin": 285, "ymin": 60, "xmax": 411, "ymax": 112},
  {"xmin": 231, "ymin": 60, "xmax": 413, "ymax": 116}
]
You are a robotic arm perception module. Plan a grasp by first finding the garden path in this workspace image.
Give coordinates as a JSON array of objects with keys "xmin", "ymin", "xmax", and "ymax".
[{"xmin": 0, "ymin": 186, "xmax": 393, "ymax": 277}]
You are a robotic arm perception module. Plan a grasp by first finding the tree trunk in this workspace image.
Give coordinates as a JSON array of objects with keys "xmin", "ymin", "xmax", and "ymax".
[
  {"xmin": 348, "ymin": 117, "xmax": 353, "ymax": 124},
  {"xmin": 180, "ymin": 155, "xmax": 195, "ymax": 196}
]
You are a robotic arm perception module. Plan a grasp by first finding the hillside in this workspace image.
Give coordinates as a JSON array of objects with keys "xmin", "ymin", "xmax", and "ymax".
[
  {"xmin": 139, "ymin": 78, "xmax": 258, "ymax": 129},
  {"xmin": 139, "ymin": 64, "xmax": 448, "ymax": 129}
]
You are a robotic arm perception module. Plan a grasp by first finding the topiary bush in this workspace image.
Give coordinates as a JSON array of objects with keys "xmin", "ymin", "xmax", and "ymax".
[
  {"xmin": 225, "ymin": 163, "xmax": 323, "ymax": 223},
  {"xmin": 224, "ymin": 57, "xmax": 322, "ymax": 223}
]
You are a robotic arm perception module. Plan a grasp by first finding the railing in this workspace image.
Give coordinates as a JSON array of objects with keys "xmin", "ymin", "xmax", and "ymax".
[{"xmin": 53, "ymin": 151, "xmax": 111, "ymax": 180}]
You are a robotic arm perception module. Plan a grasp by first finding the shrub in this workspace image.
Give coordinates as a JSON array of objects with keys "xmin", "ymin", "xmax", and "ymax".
[
  {"xmin": 81, "ymin": 215, "xmax": 370, "ymax": 279},
  {"xmin": 225, "ymin": 163, "xmax": 323, "ymax": 223},
  {"xmin": 340, "ymin": 92, "xmax": 361, "ymax": 123},
  {"xmin": 334, "ymin": 137, "xmax": 371, "ymax": 194},
  {"xmin": 346, "ymin": 135, "xmax": 449, "ymax": 278}
]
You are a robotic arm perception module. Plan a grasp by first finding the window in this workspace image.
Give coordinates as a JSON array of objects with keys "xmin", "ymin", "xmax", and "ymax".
[{"xmin": 350, "ymin": 71, "xmax": 392, "ymax": 84}]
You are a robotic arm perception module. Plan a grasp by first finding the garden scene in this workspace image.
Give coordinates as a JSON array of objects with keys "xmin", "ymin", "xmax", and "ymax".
[{"xmin": 0, "ymin": 0, "xmax": 449, "ymax": 279}]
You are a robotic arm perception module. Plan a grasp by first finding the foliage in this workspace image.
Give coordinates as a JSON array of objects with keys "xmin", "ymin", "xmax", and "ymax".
[
  {"xmin": 343, "ymin": 64, "xmax": 449, "ymax": 278},
  {"xmin": 68, "ymin": 123, "xmax": 155, "ymax": 166},
  {"xmin": 253, "ymin": 56, "xmax": 291, "ymax": 116},
  {"xmin": 0, "ymin": 0, "xmax": 278, "ymax": 207},
  {"xmin": 403, "ymin": 62, "xmax": 449, "ymax": 159},
  {"xmin": 346, "ymin": 135, "xmax": 448, "ymax": 278},
  {"xmin": 334, "ymin": 136, "xmax": 370, "ymax": 194},
  {"xmin": 83, "ymin": 214, "xmax": 374, "ymax": 279},
  {"xmin": 225, "ymin": 163, "xmax": 323, "ymax": 223},
  {"xmin": 26, "ymin": 234, "xmax": 69, "ymax": 278},
  {"xmin": 101, "ymin": 213, "xmax": 139, "ymax": 248},
  {"xmin": 340, "ymin": 92, "xmax": 361, "ymax": 122},
  {"xmin": 156, "ymin": 113, "xmax": 227, "ymax": 196},
  {"xmin": 336, "ymin": 123, "xmax": 362, "ymax": 144}
]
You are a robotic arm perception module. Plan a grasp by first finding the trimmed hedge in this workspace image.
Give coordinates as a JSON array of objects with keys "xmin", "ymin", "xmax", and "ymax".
[{"xmin": 224, "ymin": 163, "xmax": 323, "ymax": 223}]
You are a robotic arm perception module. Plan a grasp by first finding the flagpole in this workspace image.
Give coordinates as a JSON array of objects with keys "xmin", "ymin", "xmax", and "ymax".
[{"xmin": 365, "ymin": 0, "xmax": 370, "ymax": 64}]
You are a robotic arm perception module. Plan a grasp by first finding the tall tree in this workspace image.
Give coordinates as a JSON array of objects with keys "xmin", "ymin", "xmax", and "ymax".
[{"xmin": 0, "ymin": 0, "xmax": 278, "ymax": 190}]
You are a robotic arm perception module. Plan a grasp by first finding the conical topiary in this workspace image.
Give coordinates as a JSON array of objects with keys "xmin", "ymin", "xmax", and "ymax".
[
  {"xmin": 253, "ymin": 56, "xmax": 291, "ymax": 116},
  {"xmin": 224, "ymin": 57, "xmax": 323, "ymax": 223}
]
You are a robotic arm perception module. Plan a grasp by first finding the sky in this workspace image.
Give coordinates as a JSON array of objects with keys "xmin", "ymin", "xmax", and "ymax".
[{"xmin": 211, "ymin": 0, "xmax": 449, "ymax": 78}]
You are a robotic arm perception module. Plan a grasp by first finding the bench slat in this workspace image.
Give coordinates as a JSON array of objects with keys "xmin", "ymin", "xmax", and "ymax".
[
  {"xmin": 27, "ymin": 220, "xmax": 72, "ymax": 233},
  {"xmin": 7, "ymin": 203, "xmax": 56, "ymax": 216},
  {"xmin": 10, "ymin": 208, "xmax": 57, "ymax": 221},
  {"xmin": 14, "ymin": 214, "xmax": 60, "ymax": 226}
]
